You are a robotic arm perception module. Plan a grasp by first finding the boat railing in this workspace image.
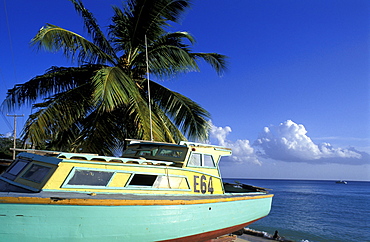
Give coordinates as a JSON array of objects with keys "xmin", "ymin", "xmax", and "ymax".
[
  {"xmin": 11, "ymin": 148, "xmax": 99, "ymax": 157},
  {"xmin": 126, "ymin": 139, "xmax": 232, "ymax": 153},
  {"xmin": 179, "ymin": 141, "xmax": 232, "ymax": 153},
  {"xmin": 58, "ymin": 153, "xmax": 174, "ymax": 166},
  {"xmin": 15, "ymin": 149, "xmax": 175, "ymax": 167}
]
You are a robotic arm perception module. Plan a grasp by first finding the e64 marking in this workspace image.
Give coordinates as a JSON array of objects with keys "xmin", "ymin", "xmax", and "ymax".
[{"xmin": 193, "ymin": 175, "xmax": 214, "ymax": 194}]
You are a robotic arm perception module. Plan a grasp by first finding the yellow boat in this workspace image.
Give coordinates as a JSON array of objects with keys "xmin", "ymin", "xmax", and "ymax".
[{"xmin": 0, "ymin": 140, "xmax": 273, "ymax": 241}]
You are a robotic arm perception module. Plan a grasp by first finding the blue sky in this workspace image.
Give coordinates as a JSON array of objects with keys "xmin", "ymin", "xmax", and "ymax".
[{"xmin": 1, "ymin": 0, "xmax": 369, "ymax": 181}]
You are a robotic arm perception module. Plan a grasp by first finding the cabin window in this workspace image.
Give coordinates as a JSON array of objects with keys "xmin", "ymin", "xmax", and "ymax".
[
  {"xmin": 122, "ymin": 148, "xmax": 136, "ymax": 156},
  {"xmin": 187, "ymin": 153, "xmax": 216, "ymax": 168},
  {"xmin": 21, "ymin": 164, "xmax": 51, "ymax": 183},
  {"xmin": 188, "ymin": 153, "xmax": 201, "ymax": 166},
  {"xmin": 122, "ymin": 146, "xmax": 185, "ymax": 160},
  {"xmin": 153, "ymin": 176, "xmax": 190, "ymax": 190},
  {"xmin": 203, "ymin": 155, "xmax": 215, "ymax": 167},
  {"xmin": 129, "ymin": 174, "xmax": 157, "ymax": 186},
  {"xmin": 138, "ymin": 148, "xmax": 158, "ymax": 157},
  {"xmin": 2, "ymin": 159, "xmax": 30, "ymax": 181},
  {"xmin": 157, "ymin": 149, "xmax": 183, "ymax": 158},
  {"xmin": 7, "ymin": 160, "xmax": 29, "ymax": 176},
  {"xmin": 67, "ymin": 170, "xmax": 114, "ymax": 186}
]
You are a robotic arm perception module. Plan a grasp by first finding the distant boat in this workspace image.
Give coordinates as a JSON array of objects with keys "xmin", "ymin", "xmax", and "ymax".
[
  {"xmin": 0, "ymin": 140, "xmax": 273, "ymax": 241},
  {"xmin": 336, "ymin": 180, "xmax": 347, "ymax": 184}
]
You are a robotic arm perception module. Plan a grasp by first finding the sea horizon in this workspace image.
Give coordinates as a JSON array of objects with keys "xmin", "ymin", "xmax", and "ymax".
[
  {"xmin": 225, "ymin": 177, "xmax": 370, "ymax": 182},
  {"xmin": 223, "ymin": 178, "xmax": 370, "ymax": 242}
]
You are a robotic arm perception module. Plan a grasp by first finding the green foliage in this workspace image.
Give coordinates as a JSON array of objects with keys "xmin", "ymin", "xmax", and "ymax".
[
  {"xmin": 0, "ymin": 135, "xmax": 22, "ymax": 159},
  {"xmin": 2, "ymin": 0, "xmax": 227, "ymax": 155}
]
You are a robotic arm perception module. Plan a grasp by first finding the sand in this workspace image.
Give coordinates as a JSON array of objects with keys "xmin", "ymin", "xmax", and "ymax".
[{"xmin": 235, "ymin": 234, "xmax": 275, "ymax": 242}]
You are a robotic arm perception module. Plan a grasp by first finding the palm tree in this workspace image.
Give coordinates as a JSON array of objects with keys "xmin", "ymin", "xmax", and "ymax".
[{"xmin": 2, "ymin": 0, "xmax": 227, "ymax": 155}]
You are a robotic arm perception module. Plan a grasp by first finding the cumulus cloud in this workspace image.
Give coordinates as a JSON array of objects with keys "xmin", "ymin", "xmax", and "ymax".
[
  {"xmin": 209, "ymin": 120, "xmax": 369, "ymax": 166},
  {"xmin": 254, "ymin": 120, "xmax": 369, "ymax": 165},
  {"xmin": 209, "ymin": 122, "xmax": 261, "ymax": 165}
]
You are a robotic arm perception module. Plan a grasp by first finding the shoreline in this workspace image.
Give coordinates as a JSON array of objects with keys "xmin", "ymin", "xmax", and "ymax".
[
  {"xmin": 235, "ymin": 234, "xmax": 276, "ymax": 242},
  {"xmin": 230, "ymin": 228, "xmax": 294, "ymax": 242}
]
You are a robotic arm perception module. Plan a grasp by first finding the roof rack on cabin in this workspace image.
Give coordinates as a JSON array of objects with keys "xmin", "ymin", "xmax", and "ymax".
[
  {"xmin": 179, "ymin": 141, "xmax": 232, "ymax": 151},
  {"xmin": 10, "ymin": 148, "xmax": 98, "ymax": 157}
]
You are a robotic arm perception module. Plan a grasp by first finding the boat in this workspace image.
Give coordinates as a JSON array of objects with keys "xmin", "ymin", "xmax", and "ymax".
[
  {"xmin": 335, "ymin": 180, "xmax": 347, "ymax": 184},
  {"xmin": 0, "ymin": 140, "xmax": 273, "ymax": 241}
]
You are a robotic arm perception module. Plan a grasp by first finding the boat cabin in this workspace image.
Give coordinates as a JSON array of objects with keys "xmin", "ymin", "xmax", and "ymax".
[{"xmin": 0, "ymin": 140, "xmax": 232, "ymax": 195}]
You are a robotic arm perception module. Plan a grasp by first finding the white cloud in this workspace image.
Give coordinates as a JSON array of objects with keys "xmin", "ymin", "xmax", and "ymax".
[
  {"xmin": 209, "ymin": 122, "xmax": 261, "ymax": 165},
  {"xmin": 254, "ymin": 120, "xmax": 369, "ymax": 165},
  {"xmin": 209, "ymin": 120, "xmax": 370, "ymax": 166}
]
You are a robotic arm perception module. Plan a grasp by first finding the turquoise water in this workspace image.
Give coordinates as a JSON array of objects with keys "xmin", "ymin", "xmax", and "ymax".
[{"xmin": 224, "ymin": 179, "xmax": 370, "ymax": 242}]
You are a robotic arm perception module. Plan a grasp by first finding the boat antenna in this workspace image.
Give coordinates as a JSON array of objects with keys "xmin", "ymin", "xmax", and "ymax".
[{"xmin": 145, "ymin": 35, "xmax": 154, "ymax": 141}]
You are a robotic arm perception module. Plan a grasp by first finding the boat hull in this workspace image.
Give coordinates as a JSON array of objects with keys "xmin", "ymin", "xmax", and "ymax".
[{"xmin": 0, "ymin": 193, "xmax": 272, "ymax": 242}]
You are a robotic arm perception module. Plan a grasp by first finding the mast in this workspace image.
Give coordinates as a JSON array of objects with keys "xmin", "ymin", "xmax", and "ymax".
[
  {"xmin": 145, "ymin": 35, "xmax": 154, "ymax": 141},
  {"xmin": 6, "ymin": 114, "xmax": 24, "ymax": 160}
]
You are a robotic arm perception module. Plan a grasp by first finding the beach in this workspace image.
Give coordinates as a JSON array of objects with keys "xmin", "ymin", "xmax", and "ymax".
[
  {"xmin": 235, "ymin": 234, "xmax": 275, "ymax": 242},
  {"xmin": 213, "ymin": 234, "xmax": 275, "ymax": 242}
]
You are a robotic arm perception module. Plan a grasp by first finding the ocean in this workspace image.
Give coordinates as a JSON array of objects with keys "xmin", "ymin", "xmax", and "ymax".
[{"xmin": 223, "ymin": 179, "xmax": 370, "ymax": 242}]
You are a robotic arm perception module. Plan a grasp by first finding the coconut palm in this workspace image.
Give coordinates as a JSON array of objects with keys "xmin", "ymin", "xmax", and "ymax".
[{"xmin": 2, "ymin": 0, "xmax": 227, "ymax": 155}]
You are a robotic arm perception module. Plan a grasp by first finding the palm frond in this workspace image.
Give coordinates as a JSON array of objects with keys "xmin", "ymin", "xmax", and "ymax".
[
  {"xmin": 149, "ymin": 80, "xmax": 210, "ymax": 141},
  {"xmin": 191, "ymin": 52, "xmax": 228, "ymax": 76},
  {"xmin": 159, "ymin": 31, "xmax": 196, "ymax": 45},
  {"xmin": 150, "ymin": 103, "xmax": 187, "ymax": 142},
  {"xmin": 130, "ymin": 32, "xmax": 225, "ymax": 78},
  {"xmin": 111, "ymin": 0, "xmax": 191, "ymax": 50},
  {"xmin": 136, "ymin": 32, "xmax": 200, "ymax": 77},
  {"xmin": 2, "ymin": 65, "xmax": 100, "ymax": 111},
  {"xmin": 71, "ymin": 110, "xmax": 125, "ymax": 155},
  {"xmin": 149, "ymin": 45, "xmax": 199, "ymax": 77},
  {"xmin": 22, "ymin": 84, "xmax": 94, "ymax": 148},
  {"xmin": 31, "ymin": 24, "xmax": 116, "ymax": 65},
  {"xmin": 69, "ymin": 0, "xmax": 118, "ymax": 60},
  {"xmin": 92, "ymin": 67, "xmax": 141, "ymax": 112}
]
